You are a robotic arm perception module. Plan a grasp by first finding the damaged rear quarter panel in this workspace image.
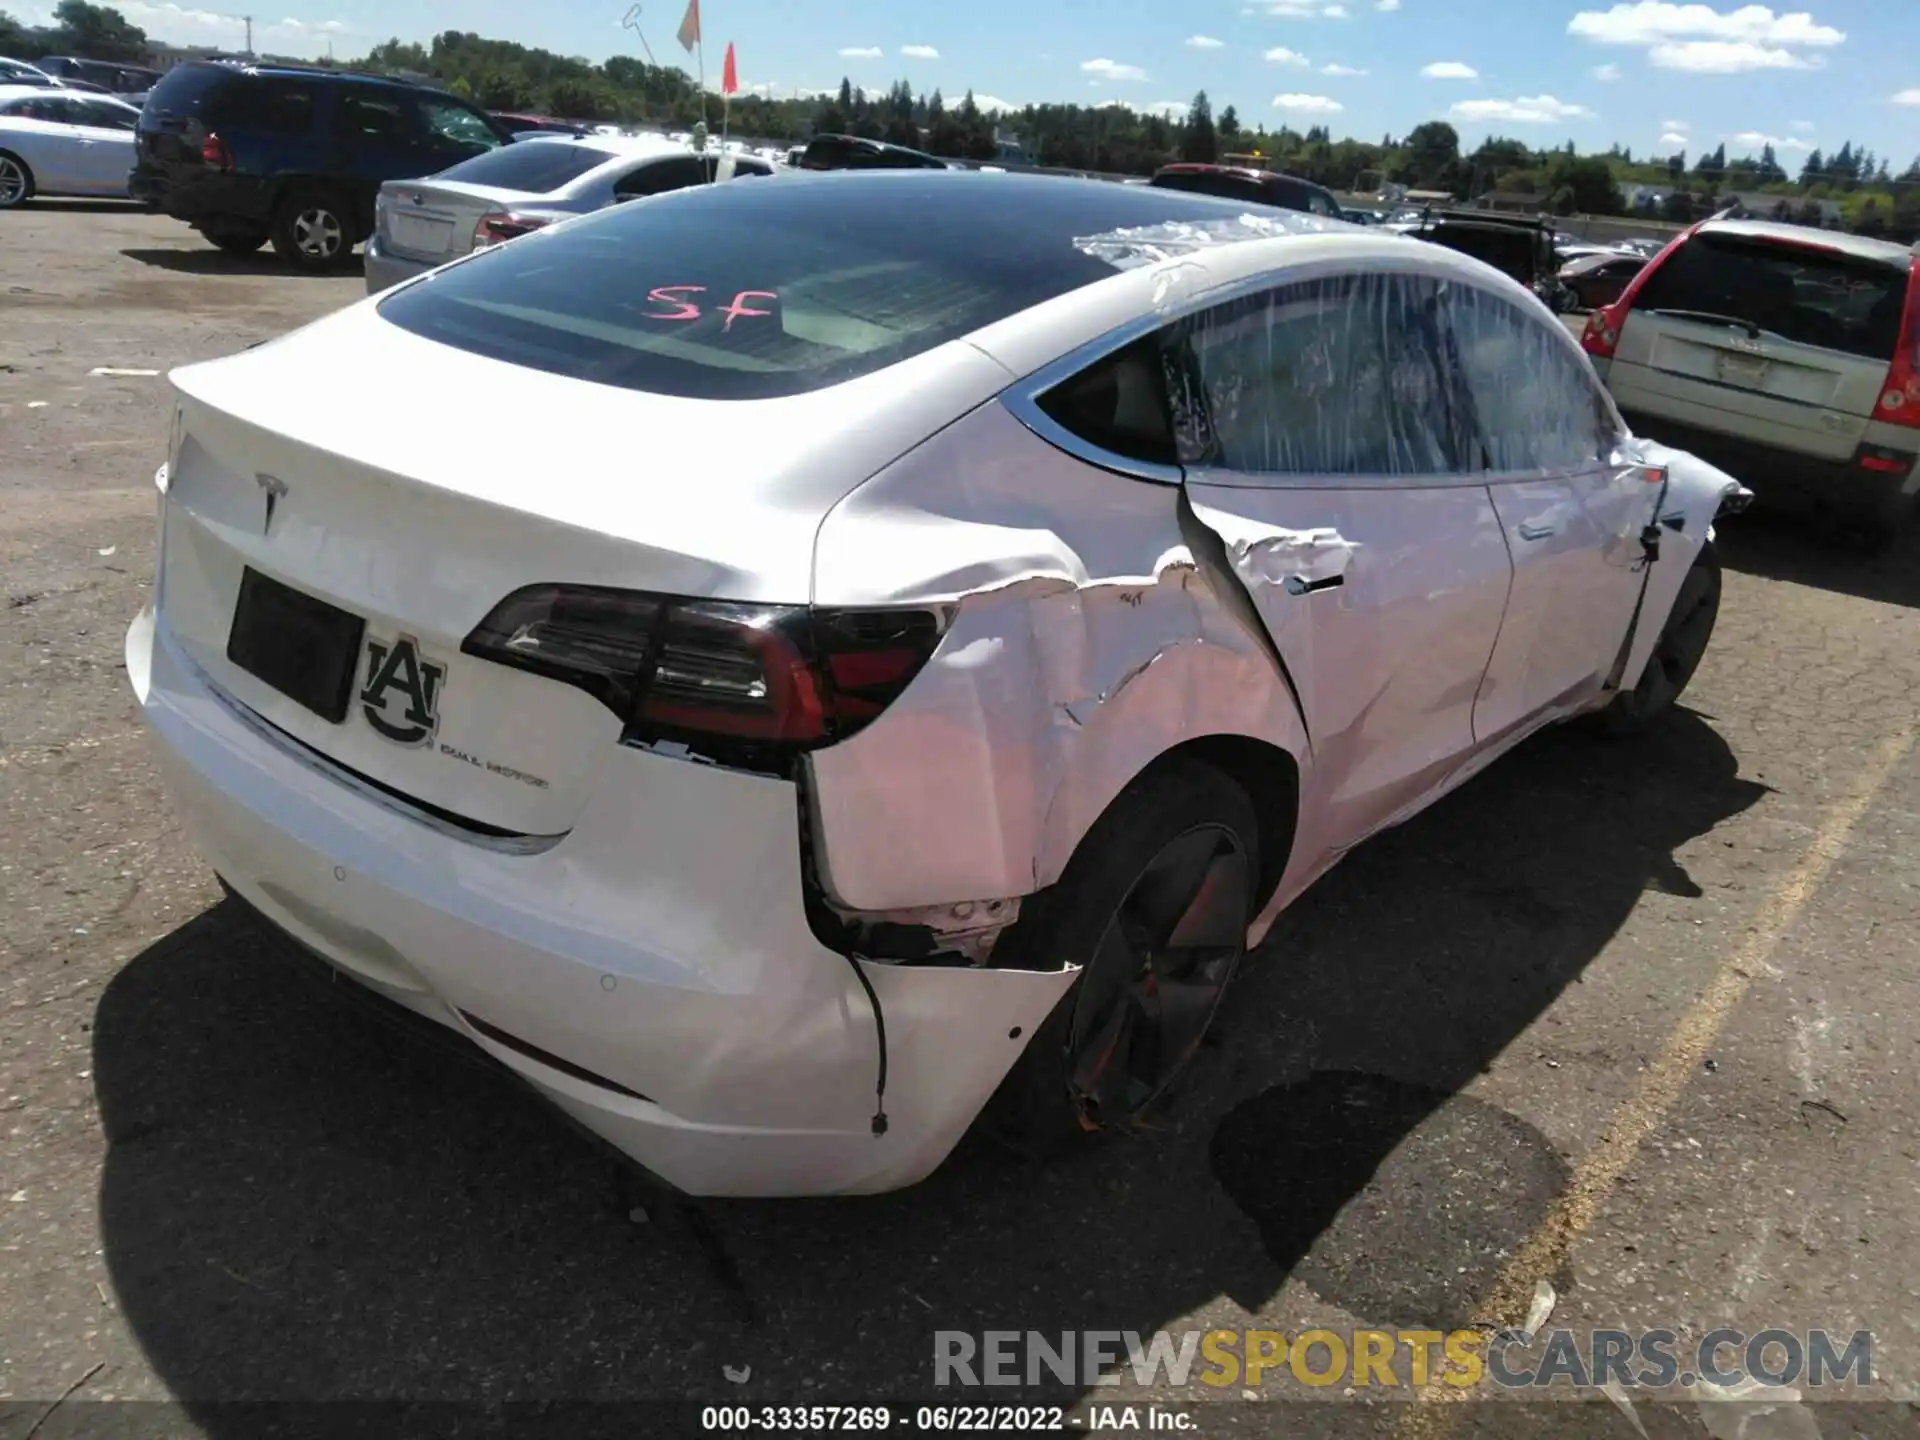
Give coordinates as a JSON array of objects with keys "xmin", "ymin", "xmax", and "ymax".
[{"xmin": 806, "ymin": 401, "xmax": 1310, "ymax": 914}]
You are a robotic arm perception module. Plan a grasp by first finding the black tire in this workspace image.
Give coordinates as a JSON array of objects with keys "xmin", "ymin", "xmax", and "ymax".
[
  {"xmin": 269, "ymin": 188, "xmax": 353, "ymax": 271},
  {"xmin": 985, "ymin": 759, "xmax": 1260, "ymax": 1151},
  {"xmin": 206, "ymin": 228, "xmax": 268, "ymax": 255},
  {"xmin": 1592, "ymin": 539, "xmax": 1721, "ymax": 736},
  {"xmin": 0, "ymin": 150, "xmax": 34, "ymax": 209}
]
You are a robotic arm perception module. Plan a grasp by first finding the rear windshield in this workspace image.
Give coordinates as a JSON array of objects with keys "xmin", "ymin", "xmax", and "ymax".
[
  {"xmin": 1631, "ymin": 232, "xmax": 1909, "ymax": 360},
  {"xmin": 433, "ymin": 140, "xmax": 616, "ymax": 194},
  {"xmin": 140, "ymin": 64, "xmax": 233, "ymax": 123},
  {"xmin": 376, "ymin": 172, "xmax": 1271, "ymax": 400}
]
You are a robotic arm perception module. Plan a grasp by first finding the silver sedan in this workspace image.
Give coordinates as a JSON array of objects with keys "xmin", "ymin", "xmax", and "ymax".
[
  {"xmin": 0, "ymin": 86, "xmax": 141, "ymax": 207},
  {"xmin": 363, "ymin": 134, "xmax": 775, "ymax": 294}
]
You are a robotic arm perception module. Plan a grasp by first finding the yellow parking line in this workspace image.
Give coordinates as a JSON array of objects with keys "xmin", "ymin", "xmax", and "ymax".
[{"xmin": 1396, "ymin": 722, "xmax": 1916, "ymax": 1437}]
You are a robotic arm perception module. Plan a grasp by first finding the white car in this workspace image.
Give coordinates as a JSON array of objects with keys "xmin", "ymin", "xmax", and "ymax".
[
  {"xmin": 0, "ymin": 85, "xmax": 141, "ymax": 207},
  {"xmin": 364, "ymin": 134, "xmax": 774, "ymax": 295},
  {"xmin": 126, "ymin": 173, "xmax": 1748, "ymax": 1198}
]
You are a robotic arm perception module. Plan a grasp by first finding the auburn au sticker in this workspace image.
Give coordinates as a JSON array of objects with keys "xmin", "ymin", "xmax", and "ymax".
[{"xmin": 360, "ymin": 635, "xmax": 446, "ymax": 747}]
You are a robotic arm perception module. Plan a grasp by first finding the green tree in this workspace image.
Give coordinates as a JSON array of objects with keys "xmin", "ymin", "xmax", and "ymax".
[
  {"xmin": 0, "ymin": 9, "xmax": 34, "ymax": 53},
  {"xmin": 1797, "ymin": 147, "xmax": 1824, "ymax": 187},
  {"xmin": 1181, "ymin": 90, "xmax": 1217, "ymax": 164},
  {"xmin": 1693, "ymin": 141, "xmax": 1726, "ymax": 191},
  {"xmin": 1400, "ymin": 120, "xmax": 1460, "ymax": 190},
  {"xmin": 1540, "ymin": 152, "xmax": 1622, "ymax": 215},
  {"xmin": 1217, "ymin": 103, "xmax": 1240, "ymax": 144},
  {"xmin": 49, "ymin": 0, "xmax": 146, "ymax": 61}
]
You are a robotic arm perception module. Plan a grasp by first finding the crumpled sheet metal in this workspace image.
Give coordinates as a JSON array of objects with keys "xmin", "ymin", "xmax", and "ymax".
[
  {"xmin": 808, "ymin": 402, "xmax": 1308, "ymax": 915},
  {"xmin": 1614, "ymin": 434, "xmax": 1752, "ymax": 694}
]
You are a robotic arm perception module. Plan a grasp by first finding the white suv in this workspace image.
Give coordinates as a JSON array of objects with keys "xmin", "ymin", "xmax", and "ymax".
[{"xmin": 1581, "ymin": 219, "xmax": 1920, "ymax": 546}]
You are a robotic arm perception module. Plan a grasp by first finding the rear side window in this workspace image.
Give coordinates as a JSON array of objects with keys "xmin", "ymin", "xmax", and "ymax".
[
  {"xmin": 419, "ymin": 97, "xmax": 501, "ymax": 149},
  {"xmin": 435, "ymin": 140, "xmax": 613, "ymax": 194},
  {"xmin": 1631, "ymin": 232, "xmax": 1908, "ymax": 360},
  {"xmin": 1036, "ymin": 337, "xmax": 1178, "ymax": 466},
  {"xmin": 1178, "ymin": 272, "xmax": 1465, "ymax": 476},
  {"xmin": 333, "ymin": 90, "xmax": 410, "ymax": 142},
  {"xmin": 139, "ymin": 64, "xmax": 235, "ymax": 124}
]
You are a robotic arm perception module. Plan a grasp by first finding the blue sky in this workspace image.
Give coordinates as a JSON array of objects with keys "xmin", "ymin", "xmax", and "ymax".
[{"xmin": 51, "ymin": 0, "xmax": 1920, "ymax": 165}]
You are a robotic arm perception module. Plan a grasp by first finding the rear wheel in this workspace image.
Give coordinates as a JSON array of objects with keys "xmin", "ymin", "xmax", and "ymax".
[
  {"xmin": 270, "ymin": 188, "xmax": 353, "ymax": 271},
  {"xmin": 0, "ymin": 152, "xmax": 33, "ymax": 209},
  {"xmin": 986, "ymin": 760, "xmax": 1259, "ymax": 1150},
  {"xmin": 1593, "ymin": 539, "xmax": 1721, "ymax": 735}
]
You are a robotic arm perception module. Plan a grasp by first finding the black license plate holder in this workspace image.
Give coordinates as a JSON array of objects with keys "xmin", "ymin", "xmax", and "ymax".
[{"xmin": 226, "ymin": 567, "xmax": 366, "ymax": 724}]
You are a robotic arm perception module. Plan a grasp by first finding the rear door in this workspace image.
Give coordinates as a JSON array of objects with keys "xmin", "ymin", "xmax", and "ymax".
[
  {"xmin": 1608, "ymin": 228, "xmax": 1909, "ymax": 461},
  {"xmin": 70, "ymin": 96, "xmax": 137, "ymax": 192},
  {"xmin": 1175, "ymin": 268, "xmax": 1515, "ymax": 851},
  {"xmin": 1449, "ymin": 282, "xmax": 1660, "ymax": 739}
]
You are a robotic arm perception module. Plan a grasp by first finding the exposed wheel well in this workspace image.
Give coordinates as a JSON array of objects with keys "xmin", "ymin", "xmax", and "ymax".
[{"xmin": 1147, "ymin": 735, "xmax": 1300, "ymax": 913}]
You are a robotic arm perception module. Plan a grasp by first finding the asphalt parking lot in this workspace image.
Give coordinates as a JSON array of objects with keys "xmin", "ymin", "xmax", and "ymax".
[{"xmin": 4, "ymin": 203, "xmax": 1920, "ymax": 1439}]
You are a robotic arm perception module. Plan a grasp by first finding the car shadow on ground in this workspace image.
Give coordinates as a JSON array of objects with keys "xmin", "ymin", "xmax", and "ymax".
[
  {"xmin": 1713, "ymin": 505, "xmax": 1920, "ymax": 611},
  {"xmin": 91, "ymin": 714, "xmax": 1765, "ymax": 1420},
  {"xmin": 119, "ymin": 247, "xmax": 364, "ymax": 279}
]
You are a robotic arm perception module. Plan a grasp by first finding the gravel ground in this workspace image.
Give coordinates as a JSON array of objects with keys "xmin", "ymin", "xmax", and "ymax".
[{"xmin": 3, "ymin": 204, "xmax": 1919, "ymax": 1440}]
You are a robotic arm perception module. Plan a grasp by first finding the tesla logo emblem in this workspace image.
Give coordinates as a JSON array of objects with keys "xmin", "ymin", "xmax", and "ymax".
[
  {"xmin": 360, "ymin": 635, "xmax": 446, "ymax": 747},
  {"xmin": 411, "ymin": 192, "xmax": 425, "ymax": 205},
  {"xmin": 254, "ymin": 473, "xmax": 288, "ymax": 533}
]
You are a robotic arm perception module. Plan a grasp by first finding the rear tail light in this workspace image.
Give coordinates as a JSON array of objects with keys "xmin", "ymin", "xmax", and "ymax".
[
  {"xmin": 1875, "ymin": 257, "xmax": 1920, "ymax": 431},
  {"xmin": 461, "ymin": 586, "xmax": 950, "ymax": 765},
  {"xmin": 472, "ymin": 211, "xmax": 549, "ymax": 248},
  {"xmin": 199, "ymin": 131, "xmax": 232, "ymax": 171},
  {"xmin": 1582, "ymin": 222, "xmax": 1698, "ymax": 361}
]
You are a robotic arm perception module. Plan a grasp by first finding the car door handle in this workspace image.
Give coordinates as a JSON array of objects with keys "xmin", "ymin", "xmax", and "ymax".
[
  {"xmin": 1283, "ymin": 573, "xmax": 1345, "ymax": 596},
  {"xmin": 1517, "ymin": 522, "xmax": 1556, "ymax": 541}
]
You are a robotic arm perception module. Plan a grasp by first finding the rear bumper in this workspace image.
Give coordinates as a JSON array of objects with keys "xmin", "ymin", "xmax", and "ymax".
[
  {"xmin": 125, "ymin": 604, "xmax": 1075, "ymax": 1197},
  {"xmin": 1617, "ymin": 408, "xmax": 1920, "ymax": 522},
  {"xmin": 363, "ymin": 233, "xmax": 435, "ymax": 295},
  {"xmin": 132, "ymin": 163, "xmax": 275, "ymax": 229}
]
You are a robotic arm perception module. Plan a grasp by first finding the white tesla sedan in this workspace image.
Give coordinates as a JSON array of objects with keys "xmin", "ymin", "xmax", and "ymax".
[
  {"xmin": 126, "ymin": 172, "xmax": 1748, "ymax": 1198},
  {"xmin": 0, "ymin": 86, "xmax": 141, "ymax": 206}
]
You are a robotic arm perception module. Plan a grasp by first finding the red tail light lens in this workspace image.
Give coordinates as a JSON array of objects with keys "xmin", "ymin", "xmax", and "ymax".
[
  {"xmin": 462, "ymin": 586, "xmax": 949, "ymax": 766},
  {"xmin": 1877, "ymin": 257, "xmax": 1920, "ymax": 431},
  {"xmin": 473, "ymin": 212, "xmax": 550, "ymax": 248},
  {"xmin": 199, "ymin": 131, "xmax": 232, "ymax": 171},
  {"xmin": 1583, "ymin": 223, "xmax": 1698, "ymax": 362}
]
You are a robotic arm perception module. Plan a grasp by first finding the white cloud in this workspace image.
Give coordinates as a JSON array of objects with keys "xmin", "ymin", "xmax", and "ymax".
[
  {"xmin": 1661, "ymin": 117, "xmax": 1690, "ymax": 129},
  {"xmin": 900, "ymin": 44, "xmax": 940, "ymax": 59},
  {"xmin": 1421, "ymin": 60, "xmax": 1479, "ymax": 78},
  {"xmin": 1081, "ymin": 57, "xmax": 1149, "ymax": 81},
  {"xmin": 1790, "ymin": 118, "xmax": 1814, "ymax": 131},
  {"xmin": 1450, "ymin": 94, "xmax": 1596, "ymax": 123},
  {"xmin": 1246, "ymin": 0, "xmax": 1348, "ymax": 15},
  {"xmin": 837, "ymin": 45, "xmax": 882, "ymax": 58},
  {"xmin": 1273, "ymin": 92, "xmax": 1344, "ymax": 112},
  {"xmin": 1140, "ymin": 100, "xmax": 1190, "ymax": 119},
  {"xmin": 1265, "ymin": 46, "xmax": 1311, "ymax": 64},
  {"xmin": 1567, "ymin": 3, "xmax": 1845, "ymax": 48},
  {"xmin": 1320, "ymin": 62, "xmax": 1368, "ymax": 74},
  {"xmin": 1657, "ymin": 130, "xmax": 1689, "ymax": 147},
  {"xmin": 1650, "ymin": 39, "xmax": 1816, "ymax": 69},
  {"xmin": 1185, "ymin": 34, "xmax": 1226, "ymax": 48},
  {"xmin": 113, "ymin": 0, "xmax": 351, "ymax": 54},
  {"xmin": 1728, "ymin": 129, "xmax": 1814, "ymax": 151},
  {"xmin": 1894, "ymin": 88, "xmax": 1920, "ymax": 105},
  {"xmin": 1377, "ymin": 0, "xmax": 1402, "ymax": 9},
  {"xmin": 1592, "ymin": 62, "xmax": 1623, "ymax": 79},
  {"xmin": 972, "ymin": 95, "xmax": 1018, "ymax": 113}
]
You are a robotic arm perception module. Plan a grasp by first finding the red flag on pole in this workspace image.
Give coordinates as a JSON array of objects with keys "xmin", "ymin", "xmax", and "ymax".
[
  {"xmin": 721, "ymin": 42, "xmax": 738, "ymax": 96},
  {"xmin": 675, "ymin": 0, "xmax": 700, "ymax": 53}
]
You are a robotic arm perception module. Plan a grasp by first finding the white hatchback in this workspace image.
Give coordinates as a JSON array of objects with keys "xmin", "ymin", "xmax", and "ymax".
[{"xmin": 127, "ymin": 172, "xmax": 1749, "ymax": 1197}]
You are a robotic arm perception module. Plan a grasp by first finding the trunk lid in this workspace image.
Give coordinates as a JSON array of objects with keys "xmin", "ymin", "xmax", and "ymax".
[
  {"xmin": 156, "ymin": 300, "xmax": 1011, "ymax": 835},
  {"xmin": 376, "ymin": 178, "xmax": 528, "ymax": 265}
]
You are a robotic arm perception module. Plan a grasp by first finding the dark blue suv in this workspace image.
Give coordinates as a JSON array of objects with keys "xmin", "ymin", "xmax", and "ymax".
[{"xmin": 131, "ymin": 62, "xmax": 513, "ymax": 271}]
